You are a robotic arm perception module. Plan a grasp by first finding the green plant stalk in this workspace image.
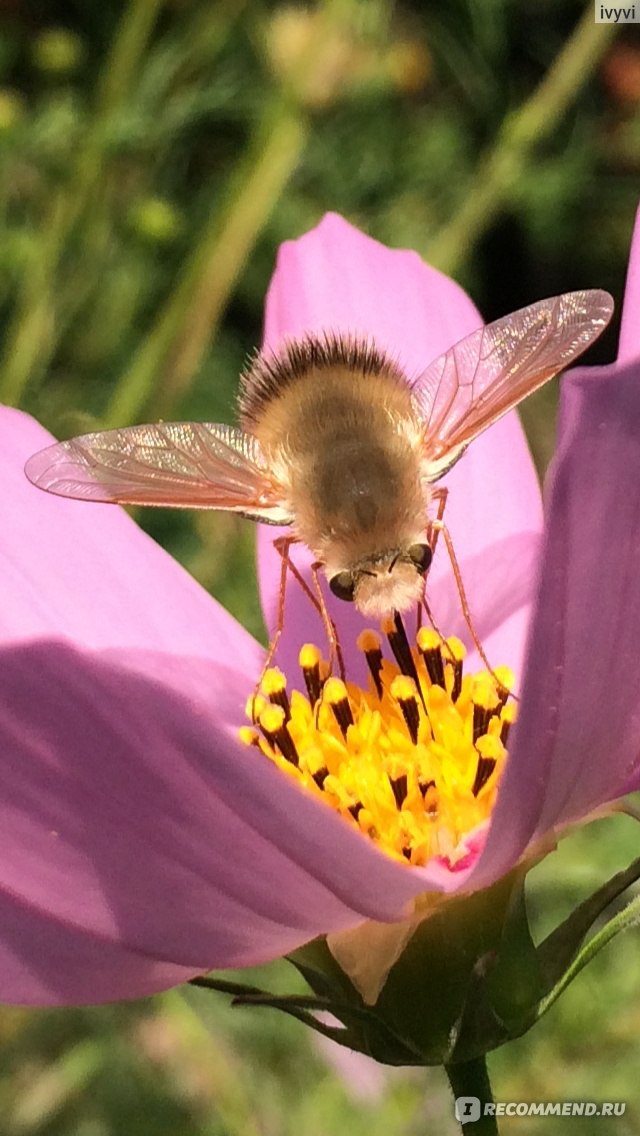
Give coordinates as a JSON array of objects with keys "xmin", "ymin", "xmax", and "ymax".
[
  {"xmin": 10, "ymin": 1039, "xmax": 103, "ymax": 1129},
  {"xmin": 159, "ymin": 989, "xmax": 263, "ymax": 1136},
  {"xmin": 104, "ymin": 0, "xmax": 367, "ymax": 425},
  {"xmin": 427, "ymin": 8, "xmax": 617, "ymax": 274},
  {"xmin": 104, "ymin": 102, "xmax": 306, "ymax": 426},
  {"xmin": 445, "ymin": 1058, "xmax": 498, "ymax": 1135},
  {"xmin": 0, "ymin": 0, "xmax": 164, "ymax": 406},
  {"xmin": 0, "ymin": 196, "xmax": 68, "ymax": 406},
  {"xmin": 96, "ymin": 0, "xmax": 165, "ymax": 114}
]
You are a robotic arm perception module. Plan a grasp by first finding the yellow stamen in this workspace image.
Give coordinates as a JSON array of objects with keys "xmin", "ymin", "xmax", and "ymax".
[
  {"xmin": 323, "ymin": 676, "xmax": 355, "ymax": 738},
  {"xmin": 298, "ymin": 643, "xmax": 324, "ymax": 705},
  {"xmin": 258, "ymin": 704, "xmax": 299, "ymax": 766},
  {"xmin": 357, "ymin": 629, "xmax": 384, "ymax": 696},
  {"xmin": 261, "ymin": 666, "xmax": 291, "ymax": 718},
  {"xmin": 242, "ymin": 624, "xmax": 517, "ymax": 868}
]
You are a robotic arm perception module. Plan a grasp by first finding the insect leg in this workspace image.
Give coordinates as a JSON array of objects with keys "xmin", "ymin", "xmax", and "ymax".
[
  {"xmin": 429, "ymin": 518, "xmax": 514, "ymax": 700},
  {"xmin": 252, "ymin": 535, "xmax": 324, "ymax": 719},
  {"xmin": 421, "ymin": 594, "xmax": 450, "ymax": 644},
  {"xmin": 419, "ymin": 485, "xmax": 449, "ymax": 637},
  {"xmin": 310, "ymin": 561, "xmax": 346, "ymax": 681},
  {"xmin": 426, "ymin": 485, "xmax": 448, "ymax": 555}
]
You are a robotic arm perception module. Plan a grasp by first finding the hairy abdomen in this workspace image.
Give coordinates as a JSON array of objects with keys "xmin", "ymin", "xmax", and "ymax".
[{"xmin": 252, "ymin": 366, "xmax": 428, "ymax": 565}]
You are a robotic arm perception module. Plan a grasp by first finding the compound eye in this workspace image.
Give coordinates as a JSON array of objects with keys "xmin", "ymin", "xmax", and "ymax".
[
  {"xmin": 329, "ymin": 571, "xmax": 356, "ymax": 602},
  {"xmin": 407, "ymin": 542, "xmax": 433, "ymax": 575}
]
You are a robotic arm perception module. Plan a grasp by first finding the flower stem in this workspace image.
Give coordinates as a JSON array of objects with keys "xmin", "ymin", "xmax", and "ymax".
[
  {"xmin": 445, "ymin": 1058, "xmax": 499, "ymax": 1135},
  {"xmin": 427, "ymin": 9, "xmax": 617, "ymax": 274}
]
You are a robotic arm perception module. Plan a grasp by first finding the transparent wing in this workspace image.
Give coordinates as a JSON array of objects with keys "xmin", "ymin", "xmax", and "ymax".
[
  {"xmin": 413, "ymin": 290, "xmax": 614, "ymax": 480},
  {"xmin": 25, "ymin": 421, "xmax": 292, "ymax": 522}
]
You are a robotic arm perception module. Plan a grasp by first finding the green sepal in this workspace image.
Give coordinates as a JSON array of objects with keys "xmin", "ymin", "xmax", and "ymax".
[
  {"xmin": 366, "ymin": 871, "xmax": 520, "ymax": 1063},
  {"xmin": 190, "ymin": 853, "xmax": 640, "ymax": 1067},
  {"xmin": 481, "ymin": 865, "xmax": 544, "ymax": 1029},
  {"xmin": 532, "ymin": 854, "xmax": 640, "ymax": 1022},
  {"xmin": 539, "ymin": 891, "xmax": 640, "ymax": 1018},
  {"xmin": 190, "ymin": 964, "xmax": 421, "ymax": 1062},
  {"xmin": 535, "ymin": 852, "xmax": 640, "ymax": 999},
  {"xmin": 290, "ymin": 868, "xmax": 535, "ymax": 1065},
  {"xmin": 446, "ymin": 867, "xmax": 544, "ymax": 1060}
]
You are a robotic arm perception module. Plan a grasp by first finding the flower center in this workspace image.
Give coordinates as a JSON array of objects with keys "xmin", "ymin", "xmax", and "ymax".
[{"xmin": 240, "ymin": 615, "xmax": 516, "ymax": 868}]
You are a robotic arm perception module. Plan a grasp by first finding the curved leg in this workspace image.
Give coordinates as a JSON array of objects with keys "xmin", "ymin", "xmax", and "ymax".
[
  {"xmin": 252, "ymin": 535, "xmax": 318, "ymax": 717},
  {"xmin": 429, "ymin": 518, "xmax": 514, "ymax": 699},
  {"xmin": 253, "ymin": 538, "xmax": 343, "ymax": 717},
  {"xmin": 310, "ymin": 561, "xmax": 345, "ymax": 680},
  {"xmin": 425, "ymin": 486, "xmax": 513, "ymax": 698}
]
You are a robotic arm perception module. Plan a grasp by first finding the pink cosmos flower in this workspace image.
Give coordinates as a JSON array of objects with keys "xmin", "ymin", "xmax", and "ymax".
[{"xmin": 1, "ymin": 209, "xmax": 639, "ymax": 1007}]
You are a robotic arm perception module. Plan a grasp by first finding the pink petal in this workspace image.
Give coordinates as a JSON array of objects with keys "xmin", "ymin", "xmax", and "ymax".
[
  {"xmin": 0, "ymin": 902, "xmax": 197, "ymax": 1005},
  {"xmin": 0, "ymin": 634, "xmax": 460, "ymax": 1004},
  {"xmin": 257, "ymin": 214, "xmax": 542, "ymax": 680},
  {"xmin": 618, "ymin": 205, "xmax": 640, "ymax": 365},
  {"xmin": 5, "ymin": 408, "xmax": 261, "ymax": 680},
  {"xmin": 468, "ymin": 354, "xmax": 640, "ymax": 889}
]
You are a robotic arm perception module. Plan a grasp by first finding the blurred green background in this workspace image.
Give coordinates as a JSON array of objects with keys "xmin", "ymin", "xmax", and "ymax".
[{"xmin": 0, "ymin": 0, "xmax": 639, "ymax": 1132}]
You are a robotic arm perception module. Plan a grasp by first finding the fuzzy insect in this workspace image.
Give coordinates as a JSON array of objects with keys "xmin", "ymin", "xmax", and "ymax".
[{"xmin": 26, "ymin": 291, "xmax": 613, "ymax": 620}]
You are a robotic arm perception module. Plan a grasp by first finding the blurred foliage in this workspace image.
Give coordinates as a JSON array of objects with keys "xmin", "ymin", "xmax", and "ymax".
[{"xmin": 0, "ymin": 0, "xmax": 639, "ymax": 1131}]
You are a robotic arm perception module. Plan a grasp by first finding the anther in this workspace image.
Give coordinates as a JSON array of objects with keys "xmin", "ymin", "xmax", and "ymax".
[
  {"xmin": 383, "ymin": 611, "xmax": 425, "ymax": 707},
  {"xmin": 389, "ymin": 773, "xmax": 408, "ymax": 808},
  {"xmin": 304, "ymin": 746, "xmax": 329, "ymax": 789},
  {"xmin": 500, "ymin": 700, "xmax": 517, "ymax": 747},
  {"xmin": 444, "ymin": 637, "xmax": 466, "ymax": 702},
  {"xmin": 473, "ymin": 704, "xmax": 493, "ymax": 744},
  {"xmin": 299, "ymin": 644, "xmax": 323, "ymax": 706},
  {"xmin": 493, "ymin": 665, "xmax": 515, "ymax": 708},
  {"xmin": 390, "ymin": 675, "xmax": 421, "ymax": 744},
  {"xmin": 357, "ymin": 629, "xmax": 384, "ymax": 698},
  {"xmin": 324, "ymin": 676, "xmax": 354, "ymax": 738},
  {"xmin": 261, "ymin": 667, "xmax": 290, "ymax": 720},
  {"xmin": 471, "ymin": 674, "xmax": 500, "ymax": 743},
  {"xmin": 238, "ymin": 726, "xmax": 261, "ymax": 748},
  {"xmin": 419, "ymin": 777, "xmax": 436, "ymax": 797},
  {"xmin": 472, "ymin": 756, "xmax": 496, "ymax": 796},
  {"xmin": 258, "ymin": 704, "xmax": 299, "ymax": 766},
  {"xmin": 416, "ymin": 627, "xmax": 446, "ymax": 688},
  {"xmin": 472, "ymin": 735, "xmax": 503, "ymax": 796},
  {"xmin": 423, "ymin": 782, "xmax": 439, "ymax": 816}
]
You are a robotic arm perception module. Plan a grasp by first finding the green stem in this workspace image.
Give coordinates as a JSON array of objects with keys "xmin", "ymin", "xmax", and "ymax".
[
  {"xmin": 103, "ymin": 0, "xmax": 364, "ymax": 425},
  {"xmin": 0, "ymin": 0, "xmax": 164, "ymax": 405},
  {"xmin": 445, "ymin": 1058, "xmax": 499, "ymax": 1135},
  {"xmin": 95, "ymin": 0, "xmax": 164, "ymax": 114},
  {"xmin": 427, "ymin": 9, "xmax": 617, "ymax": 274},
  {"xmin": 160, "ymin": 990, "xmax": 263, "ymax": 1136},
  {"xmin": 104, "ymin": 101, "xmax": 306, "ymax": 426}
]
